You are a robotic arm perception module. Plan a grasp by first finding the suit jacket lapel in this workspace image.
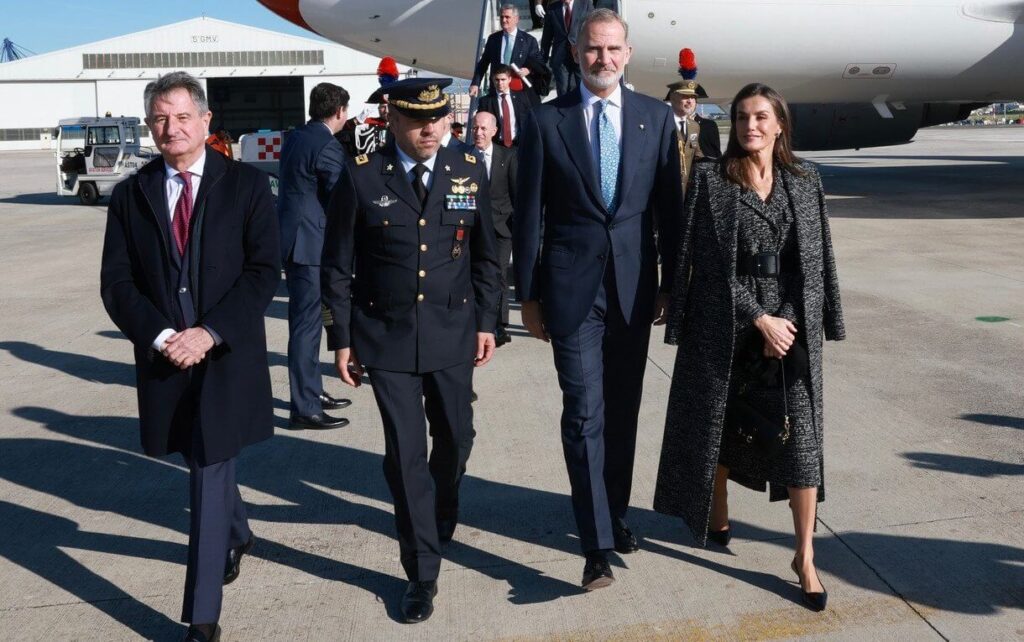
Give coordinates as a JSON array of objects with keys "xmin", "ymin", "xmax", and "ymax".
[
  {"xmin": 617, "ymin": 90, "xmax": 648, "ymax": 211},
  {"xmin": 378, "ymin": 144, "xmax": 424, "ymax": 213},
  {"xmin": 557, "ymin": 91, "xmax": 604, "ymax": 212},
  {"xmin": 138, "ymin": 159, "xmax": 178, "ymax": 269},
  {"xmin": 193, "ymin": 147, "xmax": 225, "ymax": 218},
  {"xmin": 424, "ymin": 147, "xmax": 455, "ymax": 214}
]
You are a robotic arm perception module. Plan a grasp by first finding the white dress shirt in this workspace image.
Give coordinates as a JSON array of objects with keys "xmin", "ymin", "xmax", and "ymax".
[
  {"xmin": 498, "ymin": 92, "xmax": 518, "ymax": 141},
  {"xmin": 480, "ymin": 144, "xmax": 494, "ymax": 176},
  {"xmin": 396, "ymin": 144, "xmax": 438, "ymax": 192},
  {"xmin": 152, "ymin": 152, "xmax": 206, "ymax": 351},
  {"xmin": 580, "ymin": 81, "xmax": 623, "ymax": 169}
]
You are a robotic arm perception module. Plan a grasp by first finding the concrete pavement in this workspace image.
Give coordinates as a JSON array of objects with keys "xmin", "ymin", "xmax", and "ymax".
[{"xmin": 0, "ymin": 128, "xmax": 1021, "ymax": 640}]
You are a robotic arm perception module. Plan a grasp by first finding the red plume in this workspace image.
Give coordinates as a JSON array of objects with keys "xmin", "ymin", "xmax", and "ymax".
[
  {"xmin": 377, "ymin": 56, "xmax": 399, "ymax": 78},
  {"xmin": 678, "ymin": 48, "xmax": 697, "ymax": 80}
]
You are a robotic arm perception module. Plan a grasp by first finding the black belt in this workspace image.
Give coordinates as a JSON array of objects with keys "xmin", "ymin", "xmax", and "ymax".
[{"xmin": 737, "ymin": 252, "xmax": 787, "ymax": 278}]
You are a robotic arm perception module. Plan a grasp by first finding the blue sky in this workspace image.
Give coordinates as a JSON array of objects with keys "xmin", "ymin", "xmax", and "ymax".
[{"xmin": 2, "ymin": 0, "xmax": 325, "ymax": 55}]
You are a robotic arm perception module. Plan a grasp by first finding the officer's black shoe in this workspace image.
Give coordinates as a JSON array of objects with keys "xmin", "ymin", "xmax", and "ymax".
[
  {"xmin": 437, "ymin": 514, "xmax": 458, "ymax": 544},
  {"xmin": 288, "ymin": 412, "xmax": 349, "ymax": 430},
  {"xmin": 495, "ymin": 326, "xmax": 512, "ymax": 347},
  {"xmin": 400, "ymin": 580, "xmax": 438, "ymax": 623},
  {"xmin": 223, "ymin": 535, "xmax": 255, "ymax": 585},
  {"xmin": 581, "ymin": 551, "xmax": 615, "ymax": 591},
  {"xmin": 182, "ymin": 623, "xmax": 220, "ymax": 642},
  {"xmin": 471, "ymin": 391, "xmax": 478, "ymax": 403},
  {"xmin": 319, "ymin": 392, "xmax": 352, "ymax": 410},
  {"xmin": 612, "ymin": 518, "xmax": 639, "ymax": 554}
]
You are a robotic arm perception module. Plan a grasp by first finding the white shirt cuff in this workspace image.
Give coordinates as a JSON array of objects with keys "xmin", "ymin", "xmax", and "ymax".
[{"xmin": 152, "ymin": 328, "xmax": 175, "ymax": 351}]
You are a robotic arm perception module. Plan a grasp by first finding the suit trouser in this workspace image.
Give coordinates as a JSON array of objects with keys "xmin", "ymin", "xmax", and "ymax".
[
  {"xmin": 549, "ymin": 265, "xmax": 651, "ymax": 552},
  {"xmin": 367, "ymin": 361, "xmax": 475, "ymax": 581},
  {"xmin": 284, "ymin": 261, "xmax": 325, "ymax": 416},
  {"xmin": 180, "ymin": 448, "xmax": 251, "ymax": 624},
  {"xmin": 552, "ymin": 59, "xmax": 581, "ymax": 97},
  {"xmin": 495, "ymin": 235, "xmax": 513, "ymax": 327}
]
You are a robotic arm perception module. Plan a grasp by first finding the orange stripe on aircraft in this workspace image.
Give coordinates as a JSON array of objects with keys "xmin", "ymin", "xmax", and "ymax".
[{"xmin": 257, "ymin": 0, "xmax": 314, "ymax": 33}]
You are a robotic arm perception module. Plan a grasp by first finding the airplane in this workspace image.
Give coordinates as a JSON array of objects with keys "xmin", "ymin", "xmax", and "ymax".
[{"xmin": 256, "ymin": 0, "xmax": 1024, "ymax": 150}]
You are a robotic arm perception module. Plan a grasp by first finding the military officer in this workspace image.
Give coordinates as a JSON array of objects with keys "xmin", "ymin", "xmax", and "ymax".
[
  {"xmin": 666, "ymin": 50, "xmax": 722, "ymax": 196},
  {"xmin": 321, "ymin": 77, "xmax": 501, "ymax": 624}
]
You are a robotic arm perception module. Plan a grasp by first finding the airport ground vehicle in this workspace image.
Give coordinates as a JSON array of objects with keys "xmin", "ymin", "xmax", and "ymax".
[{"xmin": 55, "ymin": 117, "xmax": 155, "ymax": 205}]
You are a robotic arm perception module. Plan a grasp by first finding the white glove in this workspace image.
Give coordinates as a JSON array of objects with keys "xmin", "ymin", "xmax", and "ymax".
[{"xmin": 535, "ymin": 3, "xmax": 546, "ymax": 18}]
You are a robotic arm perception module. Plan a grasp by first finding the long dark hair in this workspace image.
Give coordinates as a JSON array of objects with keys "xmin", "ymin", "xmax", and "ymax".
[{"xmin": 720, "ymin": 83, "xmax": 803, "ymax": 190}]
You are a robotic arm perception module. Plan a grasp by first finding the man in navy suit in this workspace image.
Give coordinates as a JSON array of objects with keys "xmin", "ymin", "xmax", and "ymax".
[
  {"xmin": 277, "ymin": 83, "xmax": 353, "ymax": 430},
  {"xmin": 541, "ymin": 0, "xmax": 593, "ymax": 96},
  {"xmin": 477, "ymin": 65, "xmax": 531, "ymax": 147},
  {"xmin": 470, "ymin": 4, "xmax": 544, "ymax": 100},
  {"xmin": 514, "ymin": 9, "xmax": 682, "ymax": 590}
]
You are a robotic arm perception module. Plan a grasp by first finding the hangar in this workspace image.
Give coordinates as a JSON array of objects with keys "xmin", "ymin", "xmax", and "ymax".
[{"xmin": 0, "ymin": 16, "xmax": 409, "ymax": 150}]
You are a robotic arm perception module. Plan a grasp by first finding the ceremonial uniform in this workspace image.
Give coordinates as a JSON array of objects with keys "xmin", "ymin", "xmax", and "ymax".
[
  {"xmin": 666, "ymin": 65, "xmax": 721, "ymax": 197},
  {"xmin": 321, "ymin": 79, "xmax": 500, "ymax": 606}
]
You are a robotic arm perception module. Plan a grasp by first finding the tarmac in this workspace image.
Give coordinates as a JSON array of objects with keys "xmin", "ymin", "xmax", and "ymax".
[{"xmin": 0, "ymin": 127, "xmax": 1022, "ymax": 641}]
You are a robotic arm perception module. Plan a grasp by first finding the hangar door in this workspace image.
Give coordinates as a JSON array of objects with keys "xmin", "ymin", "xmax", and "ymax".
[{"xmin": 206, "ymin": 76, "xmax": 305, "ymax": 138}]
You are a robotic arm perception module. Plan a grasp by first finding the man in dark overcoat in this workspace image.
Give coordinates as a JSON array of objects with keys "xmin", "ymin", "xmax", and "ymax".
[
  {"xmin": 514, "ymin": 10, "xmax": 683, "ymax": 590},
  {"xmin": 277, "ymin": 82, "xmax": 352, "ymax": 430},
  {"xmin": 100, "ymin": 71, "xmax": 280, "ymax": 642},
  {"xmin": 321, "ymin": 77, "xmax": 501, "ymax": 623}
]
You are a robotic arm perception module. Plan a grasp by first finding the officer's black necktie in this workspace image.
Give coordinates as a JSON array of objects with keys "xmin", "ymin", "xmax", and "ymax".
[{"xmin": 411, "ymin": 163, "xmax": 428, "ymax": 207}]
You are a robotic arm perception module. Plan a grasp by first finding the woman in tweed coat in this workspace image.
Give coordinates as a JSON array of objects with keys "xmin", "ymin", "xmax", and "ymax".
[{"xmin": 654, "ymin": 83, "xmax": 845, "ymax": 610}]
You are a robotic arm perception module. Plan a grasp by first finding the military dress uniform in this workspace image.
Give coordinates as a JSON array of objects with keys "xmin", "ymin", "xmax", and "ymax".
[
  {"xmin": 666, "ymin": 76, "xmax": 722, "ymax": 197},
  {"xmin": 321, "ymin": 78, "xmax": 500, "ymax": 620}
]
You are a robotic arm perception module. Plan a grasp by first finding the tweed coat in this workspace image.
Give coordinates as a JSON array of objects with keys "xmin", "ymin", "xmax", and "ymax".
[{"xmin": 653, "ymin": 159, "xmax": 846, "ymax": 545}]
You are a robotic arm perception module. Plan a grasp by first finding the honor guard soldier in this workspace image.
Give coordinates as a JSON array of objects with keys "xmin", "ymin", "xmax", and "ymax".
[
  {"xmin": 666, "ymin": 49, "xmax": 722, "ymax": 195},
  {"xmin": 321, "ymin": 77, "xmax": 501, "ymax": 623}
]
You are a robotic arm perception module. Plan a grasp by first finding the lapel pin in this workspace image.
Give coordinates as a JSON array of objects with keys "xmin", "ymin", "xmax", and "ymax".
[
  {"xmin": 445, "ymin": 165, "xmax": 452, "ymax": 172},
  {"xmin": 639, "ymin": 124, "xmax": 645, "ymax": 130}
]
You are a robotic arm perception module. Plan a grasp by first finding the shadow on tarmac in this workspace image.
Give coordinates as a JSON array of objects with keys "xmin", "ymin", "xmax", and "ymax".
[
  {"xmin": 960, "ymin": 413, "xmax": 1024, "ymax": 431},
  {"xmin": 901, "ymin": 451, "xmax": 1024, "ymax": 477},
  {"xmin": 4, "ymin": 403, "xmax": 1023, "ymax": 638},
  {"xmin": 0, "ymin": 193, "xmax": 75, "ymax": 206}
]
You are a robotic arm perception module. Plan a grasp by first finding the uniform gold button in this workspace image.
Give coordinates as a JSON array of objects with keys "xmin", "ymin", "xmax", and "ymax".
[
  {"xmin": 420, "ymin": 244, "xmax": 428, "ymax": 252},
  {"xmin": 418, "ymin": 270, "xmax": 426, "ymax": 277},
  {"xmin": 419, "ymin": 219, "xmax": 426, "ymax": 227},
  {"xmin": 383, "ymin": 220, "xmax": 390, "ymax": 226},
  {"xmin": 463, "ymin": 298, "xmax": 468, "ymax": 303},
  {"xmin": 417, "ymin": 294, "xmax": 425, "ymax": 302},
  {"xmin": 459, "ymin": 218, "xmax": 465, "ymax": 225}
]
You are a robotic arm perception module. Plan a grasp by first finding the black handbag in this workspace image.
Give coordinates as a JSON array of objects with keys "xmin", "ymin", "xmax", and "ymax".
[{"xmin": 726, "ymin": 355, "xmax": 791, "ymax": 459}]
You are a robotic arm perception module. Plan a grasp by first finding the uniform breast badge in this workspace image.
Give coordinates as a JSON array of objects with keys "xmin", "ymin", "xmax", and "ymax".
[
  {"xmin": 372, "ymin": 195, "xmax": 397, "ymax": 208},
  {"xmin": 451, "ymin": 228, "xmax": 465, "ymax": 259},
  {"xmin": 450, "ymin": 176, "xmax": 470, "ymax": 194}
]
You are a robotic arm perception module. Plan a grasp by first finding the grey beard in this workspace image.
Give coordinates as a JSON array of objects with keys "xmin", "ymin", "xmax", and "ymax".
[{"xmin": 582, "ymin": 68, "xmax": 621, "ymax": 90}]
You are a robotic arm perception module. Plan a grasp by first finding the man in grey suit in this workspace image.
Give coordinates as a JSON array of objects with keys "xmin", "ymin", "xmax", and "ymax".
[
  {"xmin": 277, "ymin": 83, "xmax": 352, "ymax": 430},
  {"xmin": 515, "ymin": 9, "xmax": 682, "ymax": 590},
  {"xmin": 472, "ymin": 111, "xmax": 517, "ymax": 346}
]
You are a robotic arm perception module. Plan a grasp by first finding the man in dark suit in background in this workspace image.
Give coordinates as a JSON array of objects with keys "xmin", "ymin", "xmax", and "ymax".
[
  {"xmin": 472, "ymin": 111, "xmax": 517, "ymax": 346},
  {"xmin": 322, "ymin": 78, "xmax": 500, "ymax": 623},
  {"xmin": 278, "ymin": 83, "xmax": 353, "ymax": 431},
  {"xmin": 541, "ymin": 0, "xmax": 593, "ymax": 96},
  {"xmin": 514, "ymin": 10, "xmax": 682, "ymax": 590},
  {"xmin": 469, "ymin": 3, "xmax": 544, "ymax": 100},
  {"xmin": 100, "ymin": 71, "xmax": 280, "ymax": 642},
  {"xmin": 477, "ymin": 65, "xmax": 530, "ymax": 147}
]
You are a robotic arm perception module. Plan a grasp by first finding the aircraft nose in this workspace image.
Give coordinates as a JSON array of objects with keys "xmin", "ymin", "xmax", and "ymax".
[{"xmin": 256, "ymin": 0, "xmax": 313, "ymax": 32}]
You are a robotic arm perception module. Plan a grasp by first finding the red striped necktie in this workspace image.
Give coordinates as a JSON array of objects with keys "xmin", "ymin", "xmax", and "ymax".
[{"xmin": 172, "ymin": 171, "xmax": 193, "ymax": 256}]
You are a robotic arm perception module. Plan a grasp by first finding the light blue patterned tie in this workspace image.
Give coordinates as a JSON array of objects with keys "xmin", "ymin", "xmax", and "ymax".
[
  {"xmin": 503, "ymin": 33, "xmax": 512, "ymax": 64},
  {"xmin": 596, "ymin": 99, "xmax": 620, "ymax": 210}
]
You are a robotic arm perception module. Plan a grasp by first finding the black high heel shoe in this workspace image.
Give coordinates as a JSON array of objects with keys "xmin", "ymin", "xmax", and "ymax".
[
  {"xmin": 707, "ymin": 525, "xmax": 731, "ymax": 546},
  {"xmin": 791, "ymin": 559, "xmax": 828, "ymax": 611}
]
